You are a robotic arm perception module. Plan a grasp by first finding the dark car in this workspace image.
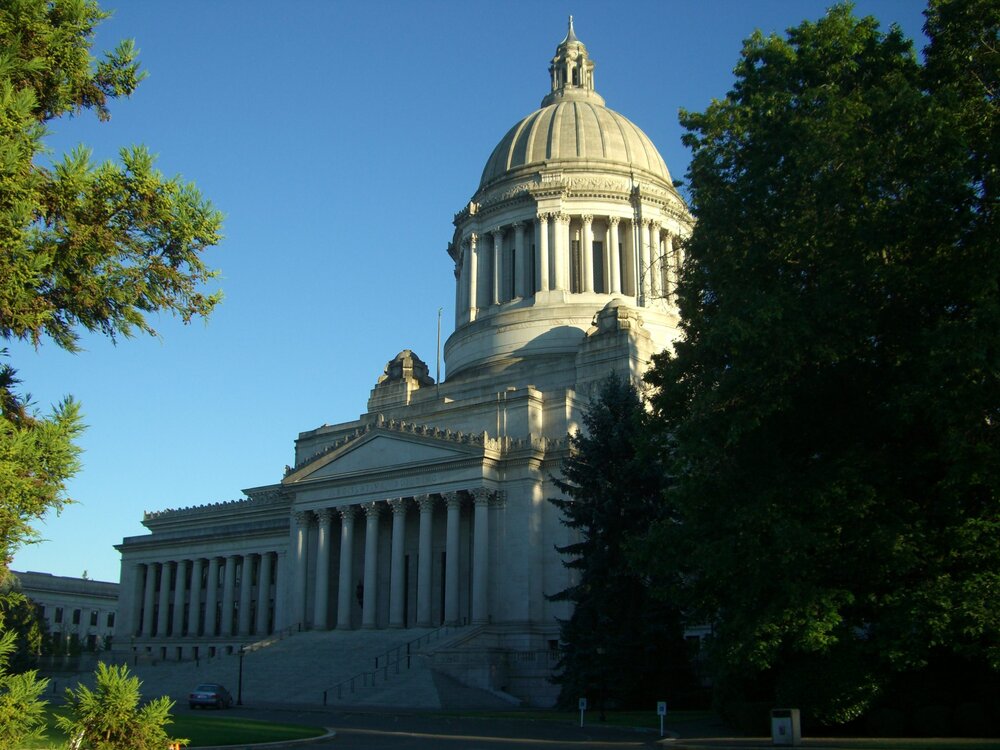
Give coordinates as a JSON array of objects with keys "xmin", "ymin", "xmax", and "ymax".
[{"xmin": 188, "ymin": 682, "xmax": 233, "ymax": 709}]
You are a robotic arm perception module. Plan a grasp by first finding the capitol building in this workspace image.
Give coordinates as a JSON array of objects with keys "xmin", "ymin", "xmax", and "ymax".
[{"xmin": 114, "ymin": 19, "xmax": 692, "ymax": 705}]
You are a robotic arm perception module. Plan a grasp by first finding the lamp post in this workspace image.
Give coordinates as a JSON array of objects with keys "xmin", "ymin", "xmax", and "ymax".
[
  {"xmin": 595, "ymin": 645, "xmax": 606, "ymax": 722},
  {"xmin": 237, "ymin": 645, "xmax": 246, "ymax": 706}
]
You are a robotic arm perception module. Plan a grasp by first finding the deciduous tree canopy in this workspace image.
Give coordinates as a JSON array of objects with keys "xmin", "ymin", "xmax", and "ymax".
[{"xmin": 641, "ymin": 0, "xmax": 1000, "ymax": 725}]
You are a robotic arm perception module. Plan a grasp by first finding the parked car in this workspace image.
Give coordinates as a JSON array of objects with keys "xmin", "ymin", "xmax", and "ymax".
[{"xmin": 188, "ymin": 682, "xmax": 233, "ymax": 709}]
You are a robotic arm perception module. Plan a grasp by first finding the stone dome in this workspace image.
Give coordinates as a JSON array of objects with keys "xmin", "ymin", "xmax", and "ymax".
[
  {"xmin": 478, "ymin": 16, "xmax": 671, "ymax": 190},
  {"xmin": 479, "ymin": 102, "xmax": 671, "ymax": 189}
]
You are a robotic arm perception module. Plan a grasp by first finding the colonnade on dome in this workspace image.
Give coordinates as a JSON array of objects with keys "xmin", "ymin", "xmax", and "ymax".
[{"xmin": 454, "ymin": 211, "xmax": 683, "ymax": 325}]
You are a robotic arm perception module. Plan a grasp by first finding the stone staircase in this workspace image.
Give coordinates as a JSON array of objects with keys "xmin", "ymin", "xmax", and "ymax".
[{"xmin": 46, "ymin": 626, "xmax": 514, "ymax": 709}]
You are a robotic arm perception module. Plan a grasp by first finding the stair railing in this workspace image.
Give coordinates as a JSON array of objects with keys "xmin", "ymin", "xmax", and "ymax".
[{"xmin": 322, "ymin": 623, "xmax": 459, "ymax": 705}]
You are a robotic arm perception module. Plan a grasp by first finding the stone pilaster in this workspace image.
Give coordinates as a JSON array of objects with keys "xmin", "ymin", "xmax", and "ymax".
[{"xmin": 388, "ymin": 498, "xmax": 408, "ymax": 628}]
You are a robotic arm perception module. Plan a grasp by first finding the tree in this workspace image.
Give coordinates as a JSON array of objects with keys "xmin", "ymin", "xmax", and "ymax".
[
  {"xmin": 549, "ymin": 374, "xmax": 693, "ymax": 710},
  {"xmin": 57, "ymin": 662, "xmax": 185, "ymax": 750},
  {"xmin": 0, "ymin": 601, "xmax": 47, "ymax": 748},
  {"xmin": 0, "ymin": 581, "xmax": 46, "ymax": 671},
  {"xmin": 0, "ymin": 0, "xmax": 223, "ymax": 574},
  {"xmin": 641, "ymin": 1, "xmax": 1000, "ymax": 725}
]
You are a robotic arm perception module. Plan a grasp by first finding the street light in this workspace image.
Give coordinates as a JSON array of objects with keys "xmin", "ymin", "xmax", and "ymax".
[{"xmin": 237, "ymin": 645, "xmax": 246, "ymax": 706}]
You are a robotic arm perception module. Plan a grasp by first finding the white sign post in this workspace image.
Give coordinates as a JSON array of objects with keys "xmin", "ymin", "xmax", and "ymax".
[
  {"xmin": 579, "ymin": 697, "xmax": 588, "ymax": 727},
  {"xmin": 657, "ymin": 701, "xmax": 668, "ymax": 737}
]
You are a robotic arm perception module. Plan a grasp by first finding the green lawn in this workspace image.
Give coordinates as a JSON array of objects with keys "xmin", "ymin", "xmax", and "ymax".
[{"xmin": 19, "ymin": 708, "xmax": 326, "ymax": 748}]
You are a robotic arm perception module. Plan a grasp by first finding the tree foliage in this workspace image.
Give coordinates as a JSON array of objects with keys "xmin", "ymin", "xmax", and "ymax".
[
  {"xmin": 0, "ymin": 595, "xmax": 47, "ymax": 748},
  {"xmin": 0, "ymin": 0, "xmax": 222, "ymax": 574},
  {"xmin": 549, "ymin": 375, "xmax": 693, "ymax": 709},
  {"xmin": 57, "ymin": 662, "xmax": 185, "ymax": 750},
  {"xmin": 641, "ymin": 0, "xmax": 1000, "ymax": 724}
]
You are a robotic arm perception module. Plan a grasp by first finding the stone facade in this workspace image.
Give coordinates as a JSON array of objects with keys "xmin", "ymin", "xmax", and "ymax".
[
  {"xmin": 113, "ymin": 18, "xmax": 692, "ymax": 705},
  {"xmin": 13, "ymin": 571, "xmax": 119, "ymax": 654}
]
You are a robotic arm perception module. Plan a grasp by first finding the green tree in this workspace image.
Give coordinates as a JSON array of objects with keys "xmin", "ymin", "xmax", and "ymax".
[
  {"xmin": 0, "ymin": 0, "xmax": 222, "ymax": 574},
  {"xmin": 549, "ymin": 375, "xmax": 693, "ymax": 710},
  {"xmin": 0, "ymin": 582, "xmax": 47, "ymax": 671},
  {"xmin": 641, "ymin": 1, "xmax": 1000, "ymax": 725},
  {"xmin": 0, "ymin": 626, "xmax": 47, "ymax": 748},
  {"xmin": 57, "ymin": 662, "xmax": 185, "ymax": 750}
]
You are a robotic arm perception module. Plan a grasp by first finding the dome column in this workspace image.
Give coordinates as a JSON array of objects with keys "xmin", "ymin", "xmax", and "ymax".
[
  {"xmin": 553, "ymin": 214, "xmax": 570, "ymax": 291},
  {"xmin": 582, "ymin": 215, "xmax": 595, "ymax": 292},
  {"xmin": 491, "ymin": 229, "xmax": 504, "ymax": 305},
  {"xmin": 513, "ymin": 222, "xmax": 528, "ymax": 299},
  {"xmin": 640, "ymin": 219, "xmax": 653, "ymax": 303},
  {"xmin": 466, "ymin": 234, "xmax": 478, "ymax": 320},
  {"xmin": 609, "ymin": 217, "xmax": 622, "ymax": 293},
  {"xmin": 536, "ymin": 214, "xmax": 550, "ymax": 293},
  {"xmin": 650, "ymin": 221, "xmax": 663, "ymax": 298}
]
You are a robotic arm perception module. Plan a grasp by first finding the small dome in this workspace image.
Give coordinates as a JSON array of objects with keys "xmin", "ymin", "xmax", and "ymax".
[{"xmin": 479, "ymin": 101, "xmax": 671, "ymax": 189}]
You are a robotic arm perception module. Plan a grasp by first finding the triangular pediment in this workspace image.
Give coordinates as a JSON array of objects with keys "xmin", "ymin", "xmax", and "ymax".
[{"xmin": 283, "ymin": 426, "xmax": 485, "ymax": 485}]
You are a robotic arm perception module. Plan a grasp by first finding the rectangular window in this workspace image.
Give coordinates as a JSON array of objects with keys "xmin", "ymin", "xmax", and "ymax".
[
  {"xmin": 54, "ymin": 607, "xmax": 63, "ymax": 624},
  {"xmin": 90, "ymin": 610, "xmax": 98, "ymax": 627},
  {"xmin": 72, "ymin": 608, "xmax": 81, "ymax": 625},
  {"xmin": 107, "ymin": 612, "xmax": 116, "ymax": 628}
]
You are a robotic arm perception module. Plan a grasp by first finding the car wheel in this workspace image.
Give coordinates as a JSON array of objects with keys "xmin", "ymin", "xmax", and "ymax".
[
  {"xmin": 189, "ymin": 703, "xmax": 196, "ymax": 710},
  {"xmin": 216, "ymin": 698, "xmax": 223, "ymax": 709}
]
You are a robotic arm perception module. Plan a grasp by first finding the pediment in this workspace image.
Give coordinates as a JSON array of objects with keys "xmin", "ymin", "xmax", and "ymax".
[{"xmin": 283, "ymin": 428, "xmax": 483, "ymax": 485}]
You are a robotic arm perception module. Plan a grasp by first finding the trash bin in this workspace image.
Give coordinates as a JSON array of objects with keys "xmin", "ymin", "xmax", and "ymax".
[{"xmin": 770, "ymin": 708, "xmax": 801, "ymax": 746}]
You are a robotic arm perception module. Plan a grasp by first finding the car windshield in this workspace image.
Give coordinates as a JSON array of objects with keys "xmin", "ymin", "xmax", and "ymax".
[{"xmin": 195, "ymin": 684, "xmax": 218, "ymax": 692}]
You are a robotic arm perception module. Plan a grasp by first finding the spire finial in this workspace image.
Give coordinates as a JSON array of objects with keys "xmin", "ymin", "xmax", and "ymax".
[{"xmin": 566, "ymin": 15, "xmax": 578, "ymax": 43}]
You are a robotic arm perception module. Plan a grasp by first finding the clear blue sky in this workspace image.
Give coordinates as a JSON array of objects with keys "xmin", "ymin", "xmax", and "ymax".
[{"xmin": 10, "ymin": 0, "xmax": 928, "ymax": 584}]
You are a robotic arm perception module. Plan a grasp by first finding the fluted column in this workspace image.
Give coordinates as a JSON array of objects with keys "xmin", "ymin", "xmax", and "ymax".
[
  {"xmin": 172, "ymin": 559, "xmax": 188, "ymax": 637},
  {"xmin": 649, "ymin": 221, "xmax": 662, "ymax": 297},
  {"xmin": 536, "ymin": 214, "xmax": 550, "ymax": 292},
  {"xmin": 336, "ymin": 506, "xmax": 357, "ymax": 630},
  {"xmin": 553, "ymin": 214, "xmax": 570, "ymax": 290},
  {"xmin": 466, "ymin": 235, "xmax": 478, "ymax": 318},
  {"xmin": 156, "ymin": 562, "xmax": 171, "ymax": 637},
  {"xmin": 292, "ymin": 511, "xmax": 310, "ymax": 629},
  {"xmin": 640, "ymin": 219, "xmax": 652, "ymax": 302},
  {"xmin": 255, "ymin": 552, "xmax": 273, "ymax": 635},
  {"xmin": 444, "ymin": 492, "xmax": 462, "ymax": 625},
  {"xmin": 129, "ymin": 564, "xmax": 144, "ymax": 637},
  {"xmin": 188, "ymin": 558, "xmax": 203, "ymax": 636},
  {"xmin": 609, "ymin": 216, "xmax": 622, "ymax": 293},
  {"xmin": 362, "ymin": 502, "xmax": 382, "ymax": 629},
  {"xmin": 471, "ymin": 488, "xmax": 490, "ymax": 625},
  {"xmin": 313, "ymin": 508, "xmax": 334, "ymax": 630},
  {"xmin": 204, "ymin": 557, "xmax": 220, "ymax": 636},
  {"xmin": 581, "ymin": 215, "xmax": 594, "ymax": 292},
  {"xmin": 141, "ymin": 563, "xmax": 156, "ymax": 637},
  {"xmin": 665, "ymin": 232, "xmax": 677, "ymax": 303},
  {"xmin": 415, "ymin": 494, "xmax": 435, "ymax": 627},
  {"xmin": 238, "ymin": 555, "xmax": 254, "ymax": 637},
  {"xmin": 221, "ymin": 555, "xmax": 237, "ymax": 637},
  {"xmin": 388, "ymin": 498, "xmax": 408, "ymax": 628},
  {"xmin": 513, "ymin": 222, "xmax": 528, "ymax": 298},
  {"xmin": 491, "ymin": 229, "xmax": 503, "ymax": 305}
]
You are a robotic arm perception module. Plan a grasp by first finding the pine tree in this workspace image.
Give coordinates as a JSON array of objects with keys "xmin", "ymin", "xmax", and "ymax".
[{"xmin": 549, "ymin": 375, "xmax": 692, "ymax": 710}]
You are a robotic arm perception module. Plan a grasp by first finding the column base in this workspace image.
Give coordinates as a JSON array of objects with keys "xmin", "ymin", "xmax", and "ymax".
[
  {"xmin": 416, "ymin": 620, "xmax": 433, "ymax": 628},
  {"xmin": 361, "ymin": 623, "xmax": 377, "ymax": 630},
  {"xmin": 389, "ymin": 623, "xmax": 405, "ymax": 629}
]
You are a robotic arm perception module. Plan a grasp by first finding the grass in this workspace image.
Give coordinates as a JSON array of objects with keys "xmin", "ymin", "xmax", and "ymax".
[{"xmin": 19, "ymin": 707, "xmax": 326, "ymax": 748}]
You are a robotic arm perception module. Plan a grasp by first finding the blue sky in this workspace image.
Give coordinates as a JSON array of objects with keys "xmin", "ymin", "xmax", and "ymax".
[{"xmin": 10, "ymin": 0, "xmax": 928, "ymax": 584}]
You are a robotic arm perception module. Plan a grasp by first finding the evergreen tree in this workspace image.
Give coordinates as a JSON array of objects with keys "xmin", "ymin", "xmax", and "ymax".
[
  {"xmin": 549, "ymin": 374, "xmax": 692, "ymax": 710},
  {"xmin": 57, "ymin": 662, "xmax": 185, "ymax": 750},
  {"xmin": 641, "ymin": 0, "xmax": 1000, "ymax": 725},
  {"xmin": 0, "ymin": 0, "xmax": 222, "ymax": 577}
]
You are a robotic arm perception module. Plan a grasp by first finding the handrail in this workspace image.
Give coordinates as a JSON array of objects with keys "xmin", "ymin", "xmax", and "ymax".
[{"xmin": 321, "ymin": 623, "xmax": 459, "ymax": 705}]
